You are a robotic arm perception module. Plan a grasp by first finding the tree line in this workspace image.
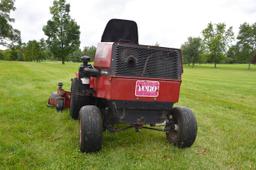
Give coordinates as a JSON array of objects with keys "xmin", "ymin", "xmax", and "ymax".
[
  {"xmin": 0, "ymin": 0, "xmax": 96, "ymax": 63},
  {"xmin": 0, "ymin": 39, "xmax": 96, "ymax": 62},
  {"xmin": 1, "ymin": 0, "xmax": 256, "ymax": 67},
  {"xmin": 182, "ymin": 23, "xmax": 256, "ymax": 69}
]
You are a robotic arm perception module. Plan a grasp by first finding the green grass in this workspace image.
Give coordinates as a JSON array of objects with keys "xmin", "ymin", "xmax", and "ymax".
[{"xmin": 0, "ymin": 61, "xmax": 255, "ymax": 169}]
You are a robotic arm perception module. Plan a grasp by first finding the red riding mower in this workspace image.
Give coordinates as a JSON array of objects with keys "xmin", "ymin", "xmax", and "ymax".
[{"xmin": 49, "ymin": 19, "xmax": 197, "ymax": 153}]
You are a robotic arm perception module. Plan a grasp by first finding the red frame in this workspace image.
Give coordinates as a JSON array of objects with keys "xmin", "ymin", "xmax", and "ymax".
[{"xmin": 90, "ymin": 76, "xmax": 181, "ymax": 103}]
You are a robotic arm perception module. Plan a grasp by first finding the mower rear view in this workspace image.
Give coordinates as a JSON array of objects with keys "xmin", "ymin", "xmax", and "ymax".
[{"xmin": 70, "ymin": 19, "xmax": 197, "ymax": 153}]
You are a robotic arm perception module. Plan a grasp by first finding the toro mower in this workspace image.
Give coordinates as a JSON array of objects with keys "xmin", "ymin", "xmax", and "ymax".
[{"xmin": 49, "ymin": 19, "xmax": 197, "ymax": 153}]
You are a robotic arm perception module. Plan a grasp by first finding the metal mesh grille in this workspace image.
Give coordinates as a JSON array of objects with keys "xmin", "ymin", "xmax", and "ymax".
[{"xmin": 111, "ymin": 43, "xmax": 182, "ymax": 80}]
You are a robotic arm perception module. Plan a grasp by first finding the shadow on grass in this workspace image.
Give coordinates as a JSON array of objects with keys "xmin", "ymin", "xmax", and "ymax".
[{"xmin": 102, "ymin": 127, "xmax": 170, "ymax": 151}]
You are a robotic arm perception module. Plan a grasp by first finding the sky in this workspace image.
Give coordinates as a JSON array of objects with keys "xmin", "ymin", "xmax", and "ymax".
[{"xmin": 10, "ymin": 0, "xmax": 256, "ymax": 49}]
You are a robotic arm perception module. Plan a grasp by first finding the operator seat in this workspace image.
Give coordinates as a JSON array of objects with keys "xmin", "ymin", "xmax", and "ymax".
[{"xmin": 101, "ymin": 19, "xmax": 138, "ymax": 44}]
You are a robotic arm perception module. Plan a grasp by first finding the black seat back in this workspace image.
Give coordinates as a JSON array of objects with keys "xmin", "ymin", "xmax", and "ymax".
[{"xmin": 101, "ymin": 19, "xmax": 138, "ymax": 44}]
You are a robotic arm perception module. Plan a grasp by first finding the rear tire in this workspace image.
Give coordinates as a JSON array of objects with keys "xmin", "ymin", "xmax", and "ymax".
[
  {"xmin": 166, "ymin": 107, "xmax": 197, "ymax": 148},
  {"xmin": 70, "ymin": 78, "xmax": 89, "ymax": 119},
  {"xmin": 80, "ymin": 105, "xmax": 103, "ymax": 153}
]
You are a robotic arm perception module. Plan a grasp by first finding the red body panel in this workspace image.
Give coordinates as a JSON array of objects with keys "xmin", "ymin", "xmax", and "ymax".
[
  {"xmin": 94, "ymin": 42, "xmax": 113, "ymax": 69},
  {"xmin": 91, "ymin": 42, "xmax": 183, "ymax": 103},
  {"xmin": 91, "ymin": 76, "xmax": 181, "ymax": 103}
]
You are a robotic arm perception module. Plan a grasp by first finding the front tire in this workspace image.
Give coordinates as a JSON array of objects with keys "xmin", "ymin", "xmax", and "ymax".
[
  {"xmin": 166, "ymin": 107, "xmax": 197, "ymax": 148},
  {"xmin": 70, "ymin": 78, "xmax": 89, "ymax": 119},
  {"xmin": 80, "ymin": 105, "xmax": 103, "ymax": 153}
]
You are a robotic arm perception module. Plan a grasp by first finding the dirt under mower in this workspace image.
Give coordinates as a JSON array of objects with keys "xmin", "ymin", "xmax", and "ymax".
[{"xmin": 48, "ymin": 19, "xmax": 197, "ymax": 153}]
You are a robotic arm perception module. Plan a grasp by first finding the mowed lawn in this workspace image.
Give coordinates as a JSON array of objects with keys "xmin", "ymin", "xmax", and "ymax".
[{"xmin": 0, "ymin": 61, "xmax": 255, "ymax": 169}]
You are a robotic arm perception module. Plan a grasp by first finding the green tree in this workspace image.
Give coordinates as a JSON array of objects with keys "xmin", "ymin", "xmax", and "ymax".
[
  {"xmin": 43, "ymin": 0, "xmax": 80, "ymax": 64},
  {"xmin": 1, "ymin": 49, "xmax": 10, "ymax": 60},
  {"xmin": 83, "ymin": 46, "xmax": 96, "ymax": 61},
  {"xmin": 1, "ymin": 47, "xmax": 21, "ymax": 60},
  {"xmin": 9, "ymin": 47, "xmax": 19, "ymax": 60},
  {"xmin": 237, "ymin": 23, "xmax": 256, "ymax": 69},
  {"xmin": 227, "ymin": 45, "xmax": 239, "ymax": 63},
  {"xmin": 0, "ymin": 50, "xmax": 3, "ymax": 60},
  {"xmin": 0, "ymin": 0, "xmax": 20, "ymax": 46},
  {"xmin": 252, "ymin": 53, "xmax": 256, "ymax": 64},
  {"xmin": 68, "ymin": 48, "xmax": 83, "ymax": 62},
  {"xmin": 181, "ymin": 37, "xmax": 202, "ymax": 67},
  {"xmin": 39, "ymin": 38, "xmax": 51, "ymax": 60},
  {"xmin": 202, "ymin": 23, "xmax": 234, "ymax": 68},
  {"xmin": 24, "ymin": 40, "xmax": 45, "ymax": 62}
]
